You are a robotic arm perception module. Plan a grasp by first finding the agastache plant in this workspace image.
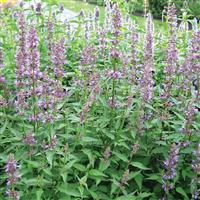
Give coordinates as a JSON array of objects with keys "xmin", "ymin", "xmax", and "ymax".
[
  {"xmin": 140, "ymin": 13, "xmax": 154, "ymax": 103},
  {"xmin": 0, "ymin": 47, "xmax": 5, "ymax": 83},
  {"xmin": 80, "ymin": 45, "xmax": 100, "ymax": 123},
  {"xmin": 109, "ymin": 3, "xmax": 122, "ymax": 108},
  {"xmin": 94, "ymin": 6, "xmax": 100, "ymax": 31},
  {"xmin": 51, "ymin": 38, "xmax": 65, "ymax": 78},
  {"xmin": 161, "ymin": 4, "xmax": 178, "ymax": 99},
  {"xmin": 167, "ymin": 3, "xmax": 177, "ymax": 34},
  {"xmin": 5, "ymin": 154, "xmax": 20, "ymax": 200},
  {"xmin": 129, "ymin": 23, "xmax": 139, "ymax": 85},
  {"xmin": 26, "ymin": 26, "xmax": 41, "ymax": 126},
  {"xmin": 180, "ymin": 30, "xmax": 200, "ymax": 95},
  {"xmin": 15, "ymin": 12, "xmax": 28, "ymax": 115},
  {"xmin": 47, "ymin": 21, "xmax": 54, "ymax": 58},
  {"xmin": 162, "ymin": 143, "xmax": 180, "ymax": 196},
  {"xmin": 104, "ymin": 0, "xmax": 111, "ymax": 31},
  {"xmin": 191, "ymin": 144, "xmax": 200, "ymax": 199}
]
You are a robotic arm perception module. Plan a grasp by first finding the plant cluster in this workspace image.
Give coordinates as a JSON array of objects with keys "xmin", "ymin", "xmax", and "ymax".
[{"xmin": 0, "ymin": 0, "xmax": 200, "ymax": 200}]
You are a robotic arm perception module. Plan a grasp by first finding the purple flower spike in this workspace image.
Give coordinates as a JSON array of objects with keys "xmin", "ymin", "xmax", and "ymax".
[
  {"xmin": 51, "ymin": 38, "xmax": 65, "ymax": 78},
  {"xmin": 5, "ymin": 154, "xmax": 20, "ymax": 200},
  {"xmin": 140, "ymin": 13, "xmax": 154, "ymax": 103}
]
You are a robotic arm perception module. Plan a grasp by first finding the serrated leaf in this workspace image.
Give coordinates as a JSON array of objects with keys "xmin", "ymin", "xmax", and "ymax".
[
  {"xmin": 58, "ymin": 184, "xmax": 81, "ymax": 197},
  {"xmin": 131, "ymin": 162, "xmax": 150, "ymax": 170},
  {"xmin": 36, "ymin": 189, "xmax": 43, "ymax": 200},
  {"xmin": 46, "ymin": 151, "xmax": 54, "ymax": 167},
  {"xmin": 0, "ymin": 121, "xmax": 7, "ymax": 134},
  {"xmin": 89, "ymin": 169, "xmax": 107, "ymax": 177},
  {"xmin": 113, "ymin": 151, "xmax": 129, "ymax": 162},
  {"xmin": 176, "ymin": 187, "xmax": 189, "ymax": 199}
]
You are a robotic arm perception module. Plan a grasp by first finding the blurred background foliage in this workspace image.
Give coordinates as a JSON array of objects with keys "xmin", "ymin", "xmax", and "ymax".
[{"xmin": 77, "ymin": 0, "xmax": 200, "ymax": 19}]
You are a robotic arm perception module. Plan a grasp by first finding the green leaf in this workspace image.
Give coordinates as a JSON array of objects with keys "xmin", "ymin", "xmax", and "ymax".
[
  {"xmin": 113, "ymin": 151, "xmax": 129, "ymax": 162},
  {"xmin": 73, "ymin": 163, "xmax": 86, "ymax": 172},
  {"xmin": 137, "ymin": 192, "xmax": 153, "ymax": 199},
  {"xmin": 99, "ymin": 160, "xmax": 110, "ymax": 171},
  {"xmin": 135, "ymin": 174, "xmax": 143, "ymax": 190},
  {"xmin": 82, "ymin": 136, "xmax": 101, "ymax": 143},
  {"xmin": 0, "ymin": 121, "xmax": 7, "ymax": 134},
  {"xmin": 89, "ymin": 169, "xmax": 107, "ymax": 177},
  {"xmin": 58, "ymin": 184, "xmax": 81, "ymax": 197},
  {"xmin": 146, "ymin": 174, "xmax": 162, "ymax": 183},
  {"xmin": 176, "ymin": 187, "xmax": 189, "ymax": 199},
  {"xmin": 36, "ymin": 189, "xmax": 43, "ymax": 200},
  {"xmin": 131, "ymin": 162, "xmax": 150, "ymax": 170},
  {"xmin": 116, "ymin": 195, "xmax": 136, "ymax": 200},
  {"xmin": 46, "ymin": 151, "xmax": 54, "ymax": 167}
]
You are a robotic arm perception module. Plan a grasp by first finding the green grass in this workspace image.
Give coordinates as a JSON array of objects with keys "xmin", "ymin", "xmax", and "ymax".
[{"xmin": 46, "ymin": 0, "xmax": 167, "ymax": 31}]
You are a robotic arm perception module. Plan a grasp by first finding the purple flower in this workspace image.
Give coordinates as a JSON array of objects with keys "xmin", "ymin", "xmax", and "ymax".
[
  {"xmin": 98, "ymin": 28, "xmax": 108, "ymax": 59},
  {"xmin": 130, "ymin": 23, "xmax": 139, "ymax": 84},
  {"xmin": 88, "ymin": 11, "xmax": 94, "ymax": 32},
  {"xmin": 103, "ymin": 146, "xmax": 111, "ymax": 163},
  {"xmin": 106, "ymin": 69, "xmax": 122, "ymax": 79},
  {"xmin": 42, "ymin": 135, "xmax": 57, "ymax": 150},
  {"xmin": 163, "ymin": 143, "xmax": 179, "ymax": 180},
  {"xmin": 111, "ymin": 3, "xmax": 122, "ymax": 45},
  {"xmin": 104, "ymin": 0, "xmax": 111, "ymax": 31},
  {"xmin": 5, "ymin": 154, "xmax": 20, "ymax": 200},
  {"xmin": 79, "ymin": 9, "xmax": 85, "ymax": 18},
  {"xmin": 80, "ymin": 45, "xmax": 96, "ymax": 72},
  {"xmin": 51, "ymin": 38, "xmax": 65, "ymax": 78},
  {"xmin": 23, "ymin": 133, "xmax": 36, "ymax": 146},
  {"xmin": 6, "ymin": 190, "xmax": 20, "ymax": 200},
  {"xmin": 0, "ymin": 47, "xmax": 4, "ymax": 69},
  {"xmin": 167, "ymin": 3, "xmax": 177, "ymax": 34},
  {"xmin": 35, "ymin": 3, "xmax": 42, "ymax": 15},
  {"xmin": 140, "ymin": 13, "xmax": 154, "ymax": 103},
  {"xmin": 161, "ymin": 33, "xmax": 178, "ymax": 99},
  {"xmin": 120, "ymin": 169, "xmax": 130, "ymax": 188},
  {"xmin": 94, "ymin": 6, "xmax": 100, "ymax": 30},
  {"xmin": 47, "ymin": 21, "xmax": 54, "ymax": 56},
  {"xmin": 180, "ymin": 30, "xmax": 200, "ymax": 93},
  {"xmin": 27, "ymin": 27, "xmax": 40, "ymax": 82},
  {"xmin": 15, "ymin": 12, "xmax": 28, "ymax": 87},
  {"xmin": 80, "ymin": 83, "xmax": 100, "ymax": 123},
  {"xmin": 192, "ymin": 144, "xmax": 200, "ymax": 174}
]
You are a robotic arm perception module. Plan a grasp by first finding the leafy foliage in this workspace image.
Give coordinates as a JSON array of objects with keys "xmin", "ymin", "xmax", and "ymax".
[{"xmin": 0, "ymin": 1, "xmax": 200, "ymax": 200}]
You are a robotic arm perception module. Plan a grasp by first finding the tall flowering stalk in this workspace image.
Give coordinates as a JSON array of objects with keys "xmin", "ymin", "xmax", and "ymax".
[
  {"xmin": 80, "ymin": 45, "xmax": 97, "ymax": 93},
  {"xmin": 167, "ymin": 3, "xmax": 177, "ymax": 35},
  {"xmin": 79, "ymin": 45, "xmax": 100, "ymax": 123},
  {"xmin": 5, "ymin": 154, "xmax": 20, "ymax": 200},
  {"xmin": 15, "ymin": 12, "xmax": 28, "ymax": 115},
  {"xmin": 161, "ymin": 143, "xmax": 180, "ymax": 196},
  {"xmin": 109, "ymin": 3, "xmax": 122, "ymax": 108},
  {"xmin": 88, "ymin": 11, "xmax": 94, "ymax": 33},
  {"xmin": 130, "ymin": 23, "xmax": 139, "ymax": 85},
  {"xmin": 0, "ymin": 47, "xmax": 5, "ymax": 83},
  {"xmin": 51, "ymin": 38, "xmax": 65, "ymax": 78},
  {"xmin": 182, "ymin": 100, "xmax": 197, "ymax": 140},
  {"xmin": 144, "ymin": 0, "xmax": 149, "ymax": 17},
  {"xmin": 94, "ymin": 6, "xmax": 100, "ymax": 31},
  {"xmin": 140, "ymin": 13, "xmax": 154, "ymax": 103},
  {"xmin": 162, "ymin": 4, "xmax": 178, "ymax": 99},
  {"xmin": 191, "ymin": 144, "xmax": 200, "ymax": 199},
  {"xmin": 180, "ymin": 30, "xmax": 200, "ymax": 95},
  {"xmin": 104, "ymin": 0, "xmax": 112, "ymax": 31},
  {"xmin": 80, "ymin": 82, "xmax": 100, "ymax": 123},
  {"xmin": 47, "ymin": 21, "xmax": 54, "ymax": 58},
  {"xmin": 26, "ymin": 27, "xmax": 42, "ymax": 130},
  {"xmin": 98, "ymin": 28, "xmax": 108, "ymax": 60}
]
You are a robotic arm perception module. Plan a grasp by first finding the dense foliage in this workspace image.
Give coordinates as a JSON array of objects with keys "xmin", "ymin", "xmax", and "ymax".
[
  {"xmin": 80, "ymin": 0, "xmax": 200, "ymax": 19},
  {"xmin": 0, "ymin": 0, "xmax": 200, "ymax": 200}
]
